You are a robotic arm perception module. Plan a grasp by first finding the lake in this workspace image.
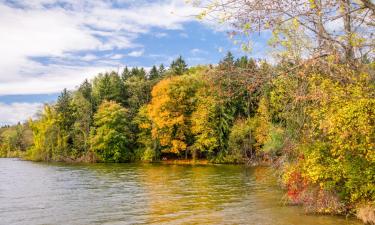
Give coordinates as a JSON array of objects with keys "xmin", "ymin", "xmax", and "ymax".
[{"xmin": 0, "ymin": 158, "xmax": 362, "ymax": 225}]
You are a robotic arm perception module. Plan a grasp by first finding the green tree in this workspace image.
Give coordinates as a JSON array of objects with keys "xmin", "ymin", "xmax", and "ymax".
[
  {"xmin": 124, "ymin": 76, "xmax": 154, "ymax": 117},
  {"xmin": 133, "ymin": 105, "xmax": 160, "ymax": 161},
  {"xmin": 170, "ymin": 56, "xmax": 188, "ymax": 75},
  {"xmin": 121, "ymin": 66, "xmax": 131, "ymax": 81},
  {"xmin": 149, "ymin": 65, "xmax": 160, "ymax": 80},
  {"xmin": 71, "ymin": 92, "xmax": 92, "ymax": 156},
  {"xmin": 90, "ymin": 100, "xmax": 131, "ymax": 162},
  {"xmin": 92, "ymin": 71, "xmax": 126, "ymax": 107},
  {"xmin": 55, "ymin": 88, "xmax": 76, "ymax": 132},
  {"xmin": 220, "ymin": 51, "xmax": 234, "ymax": 68},
  {"xmin": 158, "ymin": 64, "xmax": 166, "ymax": 75},
  {"xmin": 78, "ymin": 79, "xmax": 92, "ymax": 102},
  {"xmin": 131, "ymin": 67, "xmax": 147, "ymax": 78}
]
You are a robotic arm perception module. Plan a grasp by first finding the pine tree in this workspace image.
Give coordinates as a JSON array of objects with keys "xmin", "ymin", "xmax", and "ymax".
[
  {"xmin": 170, "ymin": 56, "xmax": 188, "ymax": 75},
  {"xmin": 220, "ymin": 51, "xmax": 234, "ymax": 68},
  {"xmin": 158, "ymin": 64, "xmax": 166, "ymax": 75},
  {"xmin": 121, "ymin": 66, "xmax": 131, "ymax": 81},
  {"xmin": 149, "ymin": 65, "xmax": 159, "ymax": 80},
  {"xmin": 78, "ymin": 79, "xmax": 92, "ymax": 102}
]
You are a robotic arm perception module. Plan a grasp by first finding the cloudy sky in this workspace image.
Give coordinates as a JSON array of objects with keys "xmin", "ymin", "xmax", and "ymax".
[{"xmin": 0, "ymin": 0, "xmax": 268, "ymax": 125}]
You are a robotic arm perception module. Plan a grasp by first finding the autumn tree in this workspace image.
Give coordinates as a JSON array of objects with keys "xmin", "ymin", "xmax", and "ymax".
[
  {"xmin": 147, "ymin": 75, "xmax": 201, "ymax": 157},
  {"xmin": 28, "ymin": 105, "xmax": 60, "ymax": 161},
  {"xmin": 194, "ymin": 0, "xmax": 375, "ymax": 62}
]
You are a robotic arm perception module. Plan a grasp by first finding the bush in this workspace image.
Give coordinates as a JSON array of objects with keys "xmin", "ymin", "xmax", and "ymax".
[{"xmin": 357, "ymin": 204, "xmax": 375, "ymax": 225}]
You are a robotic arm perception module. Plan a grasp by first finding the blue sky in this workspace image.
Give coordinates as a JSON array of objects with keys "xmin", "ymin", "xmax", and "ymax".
[{"xmin": 0, "ymin": 0, "xmax": 269, "ymax": 125}]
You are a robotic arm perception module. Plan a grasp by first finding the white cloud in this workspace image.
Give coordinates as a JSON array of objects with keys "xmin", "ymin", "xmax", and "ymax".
[
  {"xmin": 0, "ymin": 102, "xmax": 43, "ymax": 125},
  {"xmin": 128, "ymin": 49, "xmax": 144, "ymax": 57},
  {"xmin": 0, "ymin": 65, "xmax": 114, "ymax": 95},
  {"xmin": 0, "ymin": 0, "xmax": 199, "ymax": 95}
]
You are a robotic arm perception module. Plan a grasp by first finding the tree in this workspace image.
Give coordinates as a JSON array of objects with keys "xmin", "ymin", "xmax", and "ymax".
[
  {"xmin": 191, "ymin": 84, "xmax": 220, "ymax": 158},
  {"xmin": 90, "ymin": 101, "xmax": 131, "ymax": 162},
  {"xmin": 121, "ymin": 66, "xmax": 131, "ymax": 81},
  {"xmin": 134, "ymin": 105, "xmax": 160, "ymax": 161},
  {"xmin": 147, "ymin": 75, "xmax": 200, "ymax": 156},
  {"xmin": 78, "ymin": 79, "xmax": 92, "ymax": 102},
  {"xmin": 235, "ymin": 56, "xmax": 248, "ymax": 68},
  {"xmin": 220, "ymin": 51, "xmax": 235, "ymax": 68},
  {"xmin": 124, "ymin": 76, "xmax": 154, "ymax": 116},
  {"xmin": 71, "ymin": 92, "xmax": 92, "ymax": 155},
  {"xmin": 0, "ymin": 123, "xmax": 32, "ymax": 157},
  {"xmin": 170, "ymin": 56, "xmax": 188, "ymax": 75},
  {"xmin": 227, "ymin": 118, "xmax": 257, "ymax": 163},
  {"xmin": 55, "ymin": 89, "xmax": 76, "ymax": 132},
  {"xmin": 301, "ymin": 71, "xmax": 375, "ymax": 205},
  {"xmin": 149, "ymin": 65, "xmax": 160, "ymax": 80},
  {"xmin": 130, "ymin": 67, "xmax": 147, "ymax": 78},
  {"xmin": 158, "ymin": 64, "xmax": 166, "ymax": 75},
  {"xmin": 92, "ymin": 71, "xmax": 126, "ymax": 107},
  {"xmin": 28, "ymin": 105, "xmax": 60, "ymax": 161},
  {"xmin": 196, "ymin": 0, "xmax": 375, "ymax": 62},
  {"xmin": 55, "ymin": 89, "xmax": 77, "ymax": 157}
]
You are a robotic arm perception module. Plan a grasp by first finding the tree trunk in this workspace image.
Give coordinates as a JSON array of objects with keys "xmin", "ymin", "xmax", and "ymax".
[
  {"xmin": 341, "ymin": 0, "xmax": 355, "ymax": 61},
  {"xmin": 313, "ymin": 0, "xmax": 327, "ymax": 53}
]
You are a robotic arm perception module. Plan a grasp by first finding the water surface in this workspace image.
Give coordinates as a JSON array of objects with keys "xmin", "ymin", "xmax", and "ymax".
[{"xmin": 0, "ymin": 158, "xmax": 362, "ymax": 225}]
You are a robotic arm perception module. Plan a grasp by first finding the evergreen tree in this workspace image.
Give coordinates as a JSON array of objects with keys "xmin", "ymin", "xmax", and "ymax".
[
  {"xmin": 158, "ymin": 64, "xmax": 166, "ymax": 75},
  {"xmin": 149, "ymin": 65, "xmax": 159, "ymax": 80},
  {"xmin": 170, "ymin": 56, "xmax": 188, "ymax": 75},
  {"xmin": 78, "ymin": 79, "xmax": 92, "ymax": 102},
  {"xmin": 220, "ymin": 51, "xmax": 235, "ymax": 68},
  {"xmin": 121, "ymin": 66, "xmax": 131, "ymax": 81},
  {"xmin": 92, "ymin": 72, "xmax": 126, "ymax": 106},
  {"xmin": 130, "ymin": 67, "xmax": 147, "ymax": 78},
  {"xmin": 235, "ymin": 56, "xmax": 248, "ymax": 68},
  {"xmin": 138, "ymin": 67, "xmax": 147, "ymax": 78},
  {"xmin": 55, "ymin": 89, "xmax": 76, "ymax": 132}
]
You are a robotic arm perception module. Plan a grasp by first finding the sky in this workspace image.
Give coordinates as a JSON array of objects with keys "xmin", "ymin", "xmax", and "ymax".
[{"xmin": 0, "ymin": 0, "xmax": 269, "ymax": 126}]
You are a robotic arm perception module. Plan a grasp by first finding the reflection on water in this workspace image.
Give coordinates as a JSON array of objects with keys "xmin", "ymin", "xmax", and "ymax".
[{"xmin": 0, "ymin": 158, "xmax": 362, "ymax": 225}]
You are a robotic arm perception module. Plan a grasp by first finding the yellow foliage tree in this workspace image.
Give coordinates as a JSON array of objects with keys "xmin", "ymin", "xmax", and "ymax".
[{"xmin": 147, "ymin": 75, "xmax": 201, "ymax": 155}]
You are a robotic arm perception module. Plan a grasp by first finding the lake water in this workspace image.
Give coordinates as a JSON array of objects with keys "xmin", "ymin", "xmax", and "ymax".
[{"xmin": 0, "ymin": 158, "xmax": 362, "ymax": 225}]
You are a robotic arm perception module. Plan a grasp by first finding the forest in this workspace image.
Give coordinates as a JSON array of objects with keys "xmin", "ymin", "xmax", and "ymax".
[{"xmin": 1, "ymin": 0, "xmax": 374, "ymax": 224}]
